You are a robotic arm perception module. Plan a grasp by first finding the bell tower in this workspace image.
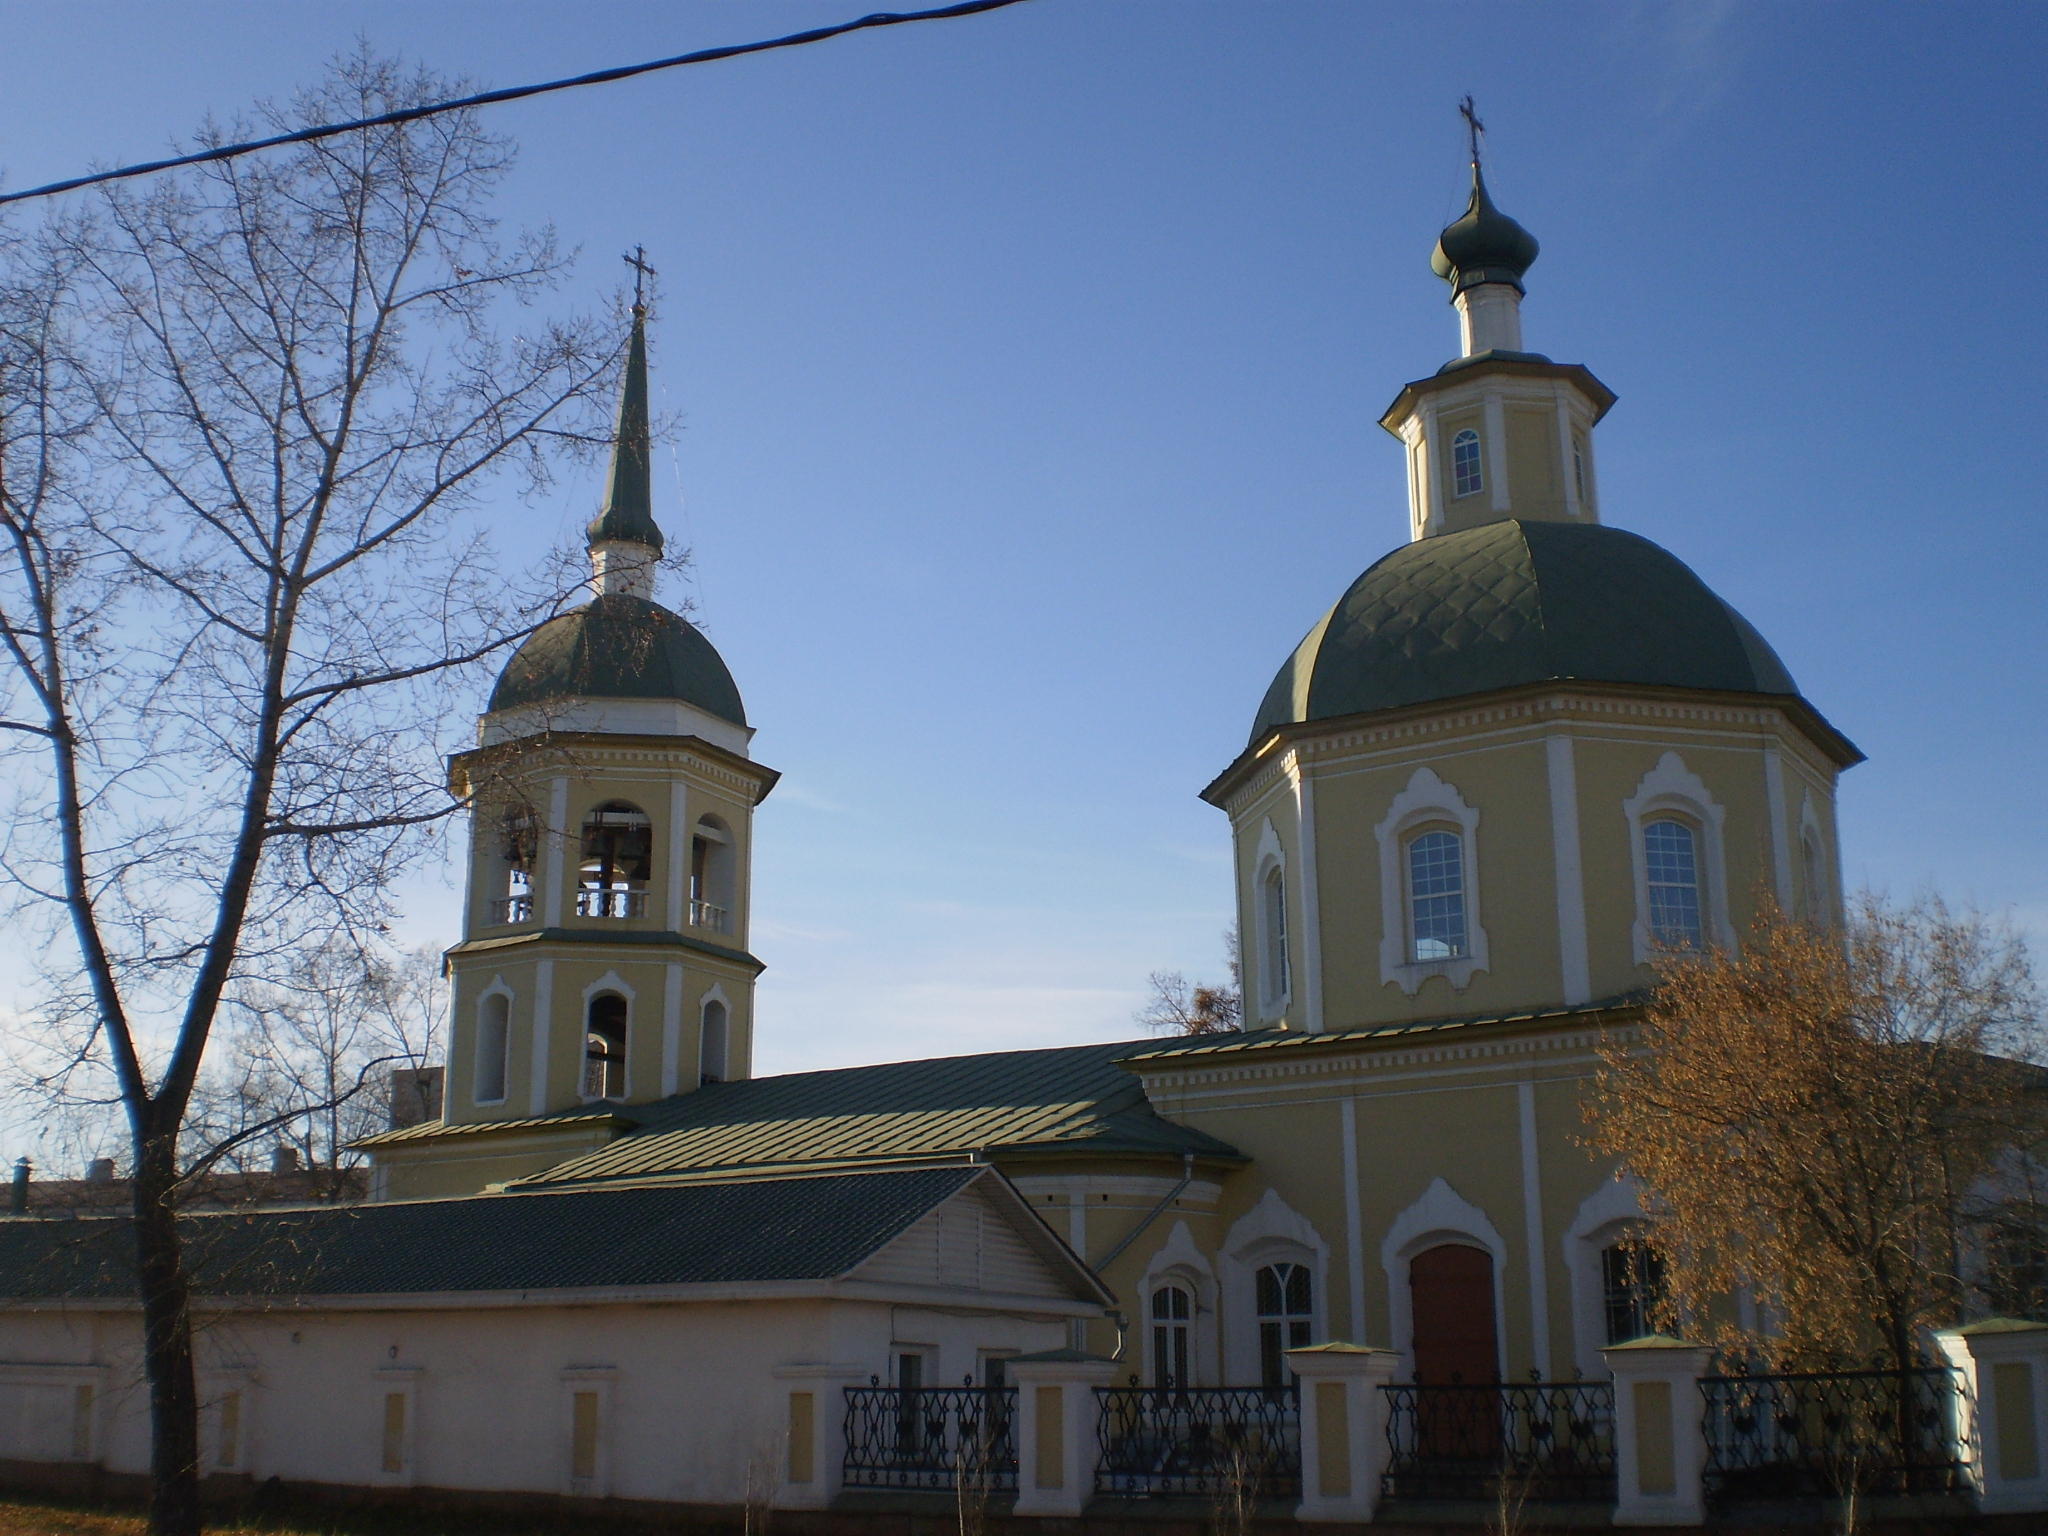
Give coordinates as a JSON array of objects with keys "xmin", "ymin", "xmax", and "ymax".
[{"xmin": 367, "ymin": 279, "xmax": 778, "ymax": 1201}]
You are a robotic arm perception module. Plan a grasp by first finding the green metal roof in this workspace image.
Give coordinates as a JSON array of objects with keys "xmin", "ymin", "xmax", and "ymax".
[
  {"xmin": 585, "ymin": 304, "xmax": 664, "ymax": 553},
  {"xmin": 0, "ymin": 1167, "xmax": 1005, "ymax": 1300},
  {"xmin": 1250, "ymin": 520, "xmax": 1804, "ymax": 745},
  {"xmin": 489, "ymin": 594, "xmax": 746, "ymax": 722},
  {"xmin": 513, "ymin": 1039, "xmax": 1241, "ymax": 1189},
  {"xmin": 1118, "ymin": 1001, "xmax": 1642, "ymax": 1068}
]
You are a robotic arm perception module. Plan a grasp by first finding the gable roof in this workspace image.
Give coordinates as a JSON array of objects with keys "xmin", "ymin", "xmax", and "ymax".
[
  {"xmin": 510, "ymin": 1039, "xmax": 1241, "ymax": 1190},
  {"xmin": 0, "ymin": 1166, "xmax": 1106, "ymax": 1306}
]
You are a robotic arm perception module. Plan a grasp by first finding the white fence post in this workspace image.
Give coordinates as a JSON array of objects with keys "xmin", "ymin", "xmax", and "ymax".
[
  {"xmin": 1286, "ymin": 1342, "xmax": 1397, "ymax": 1522},
  {"xmin": 1603, "ymin": 1337, "xmax": 1711, "ymax": 1527},
  {"xmin": 771, "ymin": 1363, "xmax": 871, "ymax": 1509},
  {"xmin": 1010, "ymin": 1350, "xmax": 1117, "ymax": 1517},
  {"xmin": 1938, "ymin": 1319, "xmax": 2048, "ymax": 1515}
]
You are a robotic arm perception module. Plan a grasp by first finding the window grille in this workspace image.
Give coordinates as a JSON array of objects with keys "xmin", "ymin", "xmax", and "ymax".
[
  {"xmin": 1644, "ymin": 820, "xmax": 1704, "ymax": 949},
  {"xmin": 1256, "ymin": 1262, "xmax": 1312, "ymax": 1388},
  {"xmin": 1452, "ymin": 429, "xmax": 1483, "ymax": 497},
  {"xmin": 1408, "ymin": 830, "xmax": 1468, "ymax": 961}
]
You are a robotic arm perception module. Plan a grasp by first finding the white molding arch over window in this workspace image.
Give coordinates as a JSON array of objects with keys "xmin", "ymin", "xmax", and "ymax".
[
  {"xmin": 1375, "ymin": 768, "xmax": 1489, "ymax": 995},
  {"xmin": 1563, "ymin": 1175, "xmax": 1656, "ymax": 1378},
  {"xmin": 1623, "ymin": 752, "xmax": 1736, "ymax": 964},
  {"xmin": 1252, "ymin": 819, "xmax": 1291, "ymax": 1021},
  {"xmin": 1380, "ymin": 1177, "xmax": 1509, "ymax": 1381},
  {"xmin": 1139, "ymin": 1221, "xmax": 1219, "ymax": 1387},
  {"xmin": 698, "ymin": 982, "xmax": 731, "ymax": 1086},
  {"xmin": 579, "ymin": 970, "xmax": 635, "ymax": 1102},
  {"xmin": 1219, "ymin": 1190, "xmax": 1328, "ymax": 1386},
  {"xmin": 1798, "ymin": 792, "xmax": 1831, "ymax": 925},
  {"xmin": 473, "ymin": 976, "xmax": 514, "ymax": 1106}
]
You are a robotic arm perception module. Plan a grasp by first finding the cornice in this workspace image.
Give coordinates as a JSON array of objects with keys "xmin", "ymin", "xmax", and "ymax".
[
  {"xmin": 446, "ymin": 926, "xmax": 766, "ymax": 974},
  {"xmin": 1207, "ymin": 680, "xmax": 1861, "ymax": 812},
  {"xmin": 448, "ymin": 730, "xmax": 779, "ymax": 805}
]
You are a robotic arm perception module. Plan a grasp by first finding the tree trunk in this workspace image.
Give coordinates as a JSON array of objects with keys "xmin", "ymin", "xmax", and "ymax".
[{"xmin": 133, "ymin": 1128, "xmax": 201, "ymax": 1536}]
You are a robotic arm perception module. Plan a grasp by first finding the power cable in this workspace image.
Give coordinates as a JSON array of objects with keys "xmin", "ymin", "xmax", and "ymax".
[{"xmin": 0, "ymin": 0, "xmax": 1031, "ymax": 209}]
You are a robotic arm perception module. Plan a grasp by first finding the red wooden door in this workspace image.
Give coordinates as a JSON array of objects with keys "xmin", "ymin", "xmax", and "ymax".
[
  {"xmin": 1410, "ymin": 1243, "xmax": 1499, "ymax": 1383},
  {"xmin": 1410, "ymin": 1243, "xmax": 1500, "ymax": 1460}
]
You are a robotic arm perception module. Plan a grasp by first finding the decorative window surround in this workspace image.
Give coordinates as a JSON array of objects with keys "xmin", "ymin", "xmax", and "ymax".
[
  {"xmin": 1799, "ymin": 792, "xmax": 1831, "ymax": 925},
  {"xmin": 1380, "ymin": 1178, "xmax": 1509, "ymax": 1382},
  {"xmin": 560, "ymin": 1366, "xmax": 618, "ymax": 1498},
  {"xmin": 699, "ymin": 982, "xmax": 732, "ymax": 1086},
  {"xmin": 1623, "ymin": 753, "xmax": 1735, "ymax": 963},
  {"xmin": 373, "ymin": 1366, "xmax": 421, "ymax": 1487},
  {"xmin": 1220, "ymin": 1190, "xmax": 1329, "ymax": 1387},
  {"xmin": 473, "ymin": 976, "xmax": 514, "ymax": 1107},
  {"xmin": 1138, "ymin": 1220, "xmax": 1220, "ymax": 1387},
  {"xmin": 1375, "ymin": 768, "xmax": 1489, "ymax": 994},
  {"xmin": 1564, "ymin": 1176, "xmax": 1655, "ymax": 1379},
  {"xmin": 1253, "ymin": 818, "xmax": 1291, "ymax": 1021},
  {"xmin": 579, "ymin": 970, "xmax": 636, "ymax": 1104}
]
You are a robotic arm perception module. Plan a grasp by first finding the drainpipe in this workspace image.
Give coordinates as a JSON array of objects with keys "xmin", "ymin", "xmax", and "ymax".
[{"xmin": 1091, "ymin": 1152, "xmax": 1195, "ymax": 1277}]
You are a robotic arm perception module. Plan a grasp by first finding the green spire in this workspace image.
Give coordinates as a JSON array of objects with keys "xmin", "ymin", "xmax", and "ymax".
[{"xmin": 585, "ymin": 303, "xmax": 665, "ymax": 555}]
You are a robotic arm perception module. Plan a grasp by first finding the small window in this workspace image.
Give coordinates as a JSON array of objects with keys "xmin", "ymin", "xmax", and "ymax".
[
  {"xmin": 583, "ymin": 993, "xmax": 627, "ymax": 1100},
  {"xmin": 1407, "ymin": 829, "xmax": 1468, "ymax": 962},
  {"xmin": 1255, "ymin": 1262, "xmax": 1313, "ymax": 1388},
  {"xmin": 380, "ymin": 1392, "xmax": 407, "ymax": 1476},
  {"xmin": 578, "ymin": 801, "xmax": 651, "ymax": 919},
  {"xmin": 1259, "ymin": 865, "xmax": 1289, "ymax": 1008},
  {"xmin": 699, "ymin": 998, "xmax": 728, "ymax": 1086},
  {"xmin": 1572, "ymin": 436, "xmax": 1590, "ymax": 507},
  {"xmin": 1452, "ymin": 429, "xmax": 1483, "ymax": 498},
  {"xmin": 475, "ymin": 992, "xmax": 510, "ymax": 1105},
  {"xmin": 1151, "ymin": 1284, "xmax": 1192, "ymax": 1388},
  {"xmin": 1644, "ymin": 819, "xmax": 1704, "ymax": 949},
  {"xmin": 1601, "ymin": 1242, "xmax": 1666, "ymax": 1345}
]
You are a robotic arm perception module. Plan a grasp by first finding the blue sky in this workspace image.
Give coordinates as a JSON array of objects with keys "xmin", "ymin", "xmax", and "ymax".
[{"xmin": 1, "ymin": 1, "xmax": 2043, "ymax": 1083}]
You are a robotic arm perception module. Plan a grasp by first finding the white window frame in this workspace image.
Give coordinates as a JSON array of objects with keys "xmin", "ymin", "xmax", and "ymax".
[
  {"xmin": 578, "ymin": 970, "xmax": 636, "ymax": 1103},
  {"xmin": 1137, "ymin": 1220, "xmax": 1219, "ymax": 1387},
  {"xmin": 698, "ymin": 983, "xmax": 732, "ymax": 1086},
  {"xmin": 1252, "ymin": 818, "xmax": 1291, "ymax": 1021},
  {"xmin": 472, "ymin": 976, "xmax": 514, "ymax": 1107},
  {"xmin": 1376, "ymin": 768, "xmax": 1489, "ymax": 994},
  {"xmin": 1219, "ymin": 1189, "xmax": 1328, "ymax": 1386},
  {"xmin": 1623, "ymin": 753, "xmax": 1735, "ymax": 964},
  {"xmin": 1451, "ymin": 428, "xmax": 1484, "ymax": 498},
  {"xmin": 1563, "ymin": 1176, "xmax": 1658, "ymax": 1378}
]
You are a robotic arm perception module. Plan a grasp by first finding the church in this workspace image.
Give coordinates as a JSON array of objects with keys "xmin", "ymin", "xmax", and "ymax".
[{"xmin": 0, "ymin": 159, "xmax": 1888, "ymax": 1515}]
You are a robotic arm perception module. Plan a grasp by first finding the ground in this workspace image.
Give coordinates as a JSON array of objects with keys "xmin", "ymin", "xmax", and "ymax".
[{"xmin": 0, "ymin": 1492, "xmax": 700, "ymax": 1536}]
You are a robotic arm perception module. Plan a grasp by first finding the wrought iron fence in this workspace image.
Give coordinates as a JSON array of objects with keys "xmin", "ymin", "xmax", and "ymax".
[
  {"xmin": 842, "ymin": 1383, "xmax": 1017, "ymax": 1492},
  {"xmin": 1095, "ymin": 1383, "xmax": 1300, "ymax": 1498},
  {"xmin": 1700, "ymin": 1364, "xmax": 1969, "ymax": 1503},
  {"xmin": 1380, "ymin": 1379, "xmax": 1616, "ymax": 1502}
]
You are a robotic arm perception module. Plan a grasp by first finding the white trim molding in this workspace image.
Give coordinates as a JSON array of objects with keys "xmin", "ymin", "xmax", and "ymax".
[
  {"xmin": 1798, "ymin": 791, "xmax": 1832, "ymax": 925},
  {"xmin": 472, "ymin": 975, "xmax": 515, "ymax": 1107},
  {"xmin": 1622, "ymin": 751, "xmax": 1736, "ymax": 964},
  {"xmin": 1138, "ymin": 1220, "xmax": 1221, "ymax": 1386},
  {"xmin": 578, "ymin": 970, "xmax": 636, "ymax": 1103},
  {"xmin": 1375, "ymin": 767, "xmax": 1490, "ymax": 995},
  {"xmin": 698, "ymin": 981, "xmax": 733, "ymax": 1085},
  {"xmin": 1545, "ymin": 735, "xmax": 1591, "ymax": 1007},
  {"xmin": 529, "ymin": 958, "xmax": 555, "ymax": 1116},
  {"xmin": 1220, "ymin": 1190, "xmax": 1330, "ymax": 1385},
  {"xmin": 661, "ymin": 963, "xmax": 685, "ymax": 1098},
  {"xmin": 1253, "ymin": 818, "xmax": 1292, "ymax": 1022},
  {"xmin": 1762, "ymin": 743, "xmax": 1793, "ymax": 910},
  {"xmin": 559, "ymin": 1365, "xmax": 618, "ymax": 1498},
  {"xmin": 1293, "ymin": 770, "xmax": 1324, "ymax": 1033},
  {"xmin": 1564, "ymin": 1175, "xmax": 1655, "ymax": 1379},
  {"xmin": 1380, "ymin": 1178, "xmax": 1510, "ymax": 1381}
]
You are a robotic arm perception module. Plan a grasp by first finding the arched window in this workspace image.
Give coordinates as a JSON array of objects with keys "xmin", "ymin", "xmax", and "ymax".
[
  {"xmin": 691, "ymin": 816, "xmax": 736, "ymax": 933},
  {"xmin": 1406, "ymin": 829, "xmax": 1468, "ymax": 962},
  {"xmin": 699, "ymin": 998, "xmax": 729, "ymax": 1086},
  {"xmin": 577, "ymin": 802, "xmax": 651, "ymax": 919},
  {"xmin": 493, "ymin": 804, "xmax": 538, "ymax": 924},
  {"xmin": 1258, "ymin": 865, "xmax": 1290, "ymax": 1010},
  {"xmin": 1150, "ymin": 1284, "xmax": 1192, "ymax": 1389},
  {"xmin": 1801, "ymin": 832, "xmax": 1827, "ymax": 925},
  {"xmin": 1644, "ymin": 819, "xmax": 1704, "ymax": 949},
  {"xmin": 1601, "ymin": 1241, "xmax": 1665, "ymax": 1344},
  {"xmin": 1255, "ymin": 1262, "xmax": 1313, "ymax": 1388},
  {"xmin": 1451, "ymin": 429, "xmax": 1483, "ymax": 498},
  {"xmin": 474, "ymin": 992, "xmax": 510, "ymax": 1105},
  {"xmin": 584, "ymin": 993, "xmax": 627, "ymax": 1100},
  {"xmin": 1572, "ymin": 436, "xmax": 1590, "ymax": 508}
]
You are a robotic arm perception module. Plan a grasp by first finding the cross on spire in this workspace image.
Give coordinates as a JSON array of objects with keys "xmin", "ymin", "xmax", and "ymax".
[
  {"xmin": 624, "ymin": 245, "xmax": 657, "ymax": 308},
  {"xmin": 1459, "ymin": 95, "xmax": 1486, "ymax": 170}
]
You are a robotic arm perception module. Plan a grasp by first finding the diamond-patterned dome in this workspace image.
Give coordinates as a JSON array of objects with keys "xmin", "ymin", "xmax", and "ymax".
[
  {"xmin": 490, "ymin": 594, "xmax": 745, "ymax": 725},
  {"xmin": 1251, "ymin": 520, "xmax": 1795, "ymax": 743}
]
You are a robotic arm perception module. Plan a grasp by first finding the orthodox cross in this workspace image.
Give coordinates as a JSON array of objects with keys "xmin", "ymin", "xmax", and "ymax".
[
  {"xmin": 624, "ymin": 245, "xmax": 657, "ymax": 306},
  {"xmin": 1459, "ymin": 96, "xmax": 1486, "ymax": 169}
]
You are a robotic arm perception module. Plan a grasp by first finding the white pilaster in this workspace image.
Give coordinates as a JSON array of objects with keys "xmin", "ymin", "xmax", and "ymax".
[
  {"xmin": 771, "ymin": 1364, "xmax": 871, "ymax": 1509},
  {"xmin": 1011, "ymin": 1353, "xmax": 1117, "ymax": 1517},
  {"xmin": 666, "ymin": 779, "xmax": 690, "ymax": 931},
  {"xmin": 1762, "ymin": 743, "xmax": 1793, "ymax": 912},
  {"xmin": 1605, "ymin": 1339, "xmax": 1711, "ymax": 1526},
  {"xmin": 1341, "ymin": 1097, "xmax": 1365, "ymax": 1346},
  {"xmin": 1545, "ymin": 733, "xmax": 1591, "ymax": 1006},
  {"xmin": 1517, "ymin": 1081, "xmax": 1552, "ymax": 1380},
  {"xmin": 1294, "ymin": 763, "xmax": 1323, "ymax": 1031},
  {"xmin": 1484, "ymin": 389, "xmax": 1511, "ymax": 513},
  {"xmin": 543, "ymin": 775, "xmax": 571, "ymax": 928},
  {"xmin": 529, "ymin": 958, "xmax": 555, "ymax": 1115},
  {"xmin": 660, "ymin": 962, "xmax": 684, "ymax": 1098},
  {"xmin": 1288, "ymin": 1344, "xmax": 1398, "ymax": 1523}
]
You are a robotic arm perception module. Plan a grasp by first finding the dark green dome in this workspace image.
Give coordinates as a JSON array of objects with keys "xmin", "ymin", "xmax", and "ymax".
[
  {"xmin": 1251, "ymin": 520, "xmax": 1796, "ymax": 744},
  {"xmin": 1431, "ymin": 166, "xmax": 1540, "ymax": 296},
  {"xmin": 490, "ymin": 594, "xmax": 745, "ymax": 725}
]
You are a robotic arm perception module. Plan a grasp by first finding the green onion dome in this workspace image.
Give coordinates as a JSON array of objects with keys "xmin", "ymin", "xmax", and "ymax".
[
  {"xmin": 1251, "ymin": 520, "xmax": 1796, "ymax": 744},
  {"xmin": 1431, "ymin": 167, "xmax": 1541, "ymax": 296},
  {"xmin": 489, "ymin": 594, "xmax": 745, "ymax": 726}
]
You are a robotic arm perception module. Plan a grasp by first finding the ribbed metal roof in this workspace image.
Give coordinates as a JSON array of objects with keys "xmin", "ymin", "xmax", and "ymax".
[
  {"xmin": 0, "ymin": 1167, "xmax": 988, "ymax": 1300},
  {"xmin": 515, "ymin": 1039, "xmax": 1240, "ymax": 1188}
]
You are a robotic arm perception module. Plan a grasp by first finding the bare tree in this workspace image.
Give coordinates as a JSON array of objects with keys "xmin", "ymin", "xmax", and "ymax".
[
  {"xmin": 0, "ymin": 49, "xmax": 619, "ymax": 1535},
  {"xmin": 1584, "ymin": 893, "xmax": 2043, "ymax": 1375},
  {"xmin": 1137, "ymin": 927, "xmax": 1242, "ymax": 1036}
]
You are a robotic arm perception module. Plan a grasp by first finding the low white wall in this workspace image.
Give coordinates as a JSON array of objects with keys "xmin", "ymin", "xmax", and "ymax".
[{"xmin": 0, "ymin": 1297, "xmax": 1067, "ymax": 1502}]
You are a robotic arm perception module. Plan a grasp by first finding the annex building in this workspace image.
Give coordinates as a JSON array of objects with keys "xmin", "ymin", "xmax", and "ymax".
[{"xmin": 21, "ymin": 160, "xmax": 2037, "ymax": 1529}]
